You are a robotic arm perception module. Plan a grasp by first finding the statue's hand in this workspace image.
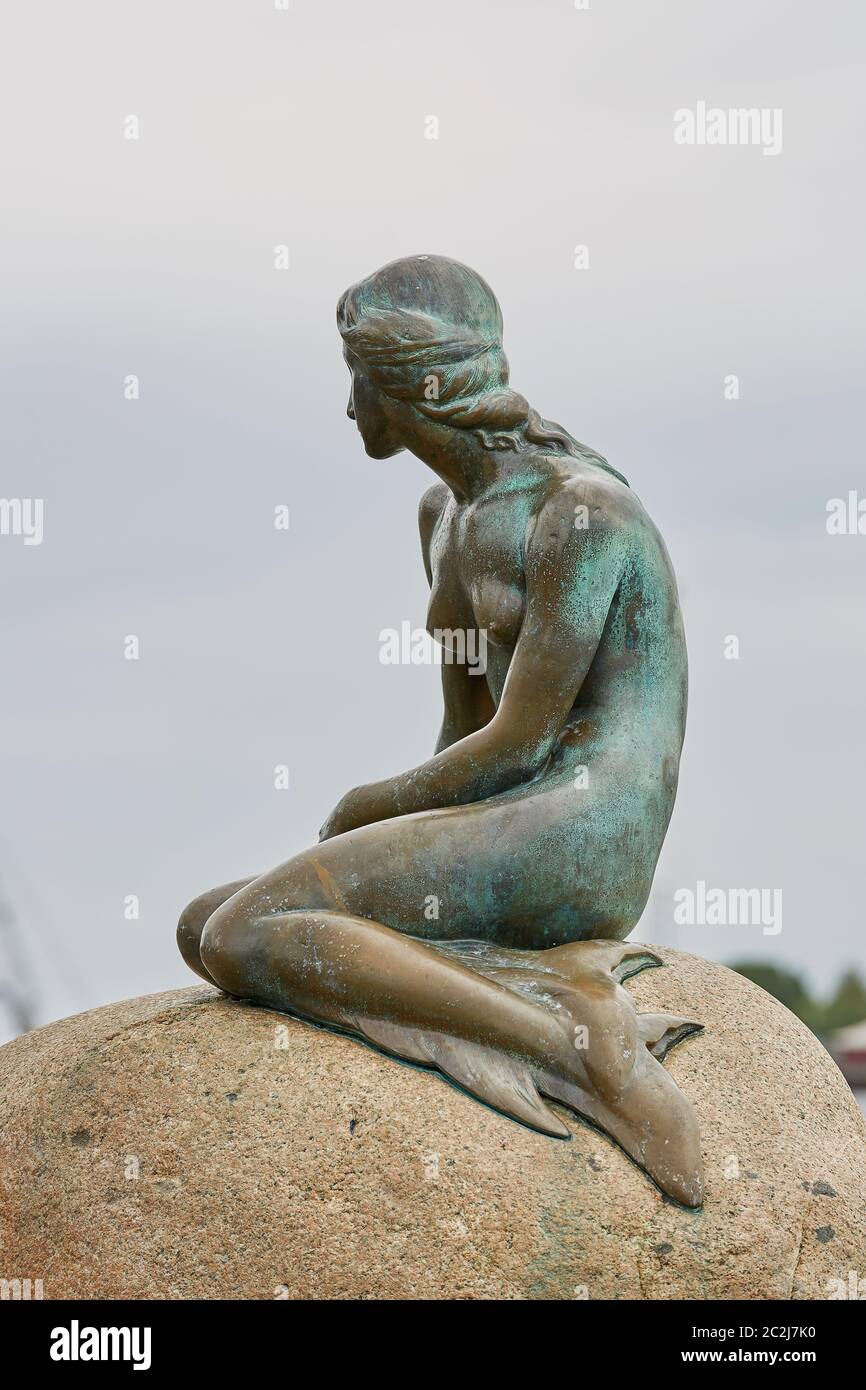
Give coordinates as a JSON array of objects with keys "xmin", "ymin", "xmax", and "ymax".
[{"xmin": 318, "ymin": 784, "xmax": 382, "ymax": 842}]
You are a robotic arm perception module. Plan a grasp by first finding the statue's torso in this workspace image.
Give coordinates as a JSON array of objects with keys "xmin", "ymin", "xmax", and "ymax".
[{"xmin": 425, "ymin": 459, "xmax": 688, "ymax": 805}]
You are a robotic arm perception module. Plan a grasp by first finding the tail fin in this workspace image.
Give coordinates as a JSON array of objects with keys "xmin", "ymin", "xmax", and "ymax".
[
  {"xmin": 354, "ymin": 1015, "xmax": 570, "ymax": 1138},
  {"xmin": 638, "ymin": 1012, "xmax": 703, "ymax": 1061}
]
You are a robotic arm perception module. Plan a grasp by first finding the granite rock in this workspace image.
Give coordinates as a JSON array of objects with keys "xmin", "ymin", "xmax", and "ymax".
[{"xmin": 2, "ymin": 948, "xmax": 865, "ymax": 1300}]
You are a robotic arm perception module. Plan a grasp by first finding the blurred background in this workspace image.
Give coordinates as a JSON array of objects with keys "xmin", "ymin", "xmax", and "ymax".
[{"xmin": 1, "ymin": 1, "xmax": 864, "ymax": 1101}]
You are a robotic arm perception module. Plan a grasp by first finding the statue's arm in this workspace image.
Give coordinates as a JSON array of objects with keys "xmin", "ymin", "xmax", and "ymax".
[
  {"xmin": 320, "ymin": 493, "xmax": 624, "ymax": 839},
  {"xmin": 435, "ymin": 661, "xmax": 496, "ymax": 753}
]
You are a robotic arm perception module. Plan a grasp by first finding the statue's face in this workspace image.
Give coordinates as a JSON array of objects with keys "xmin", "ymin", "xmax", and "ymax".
[{"xmin": 345, "ymin": 352, "xmax": 404, "ymax": 459}]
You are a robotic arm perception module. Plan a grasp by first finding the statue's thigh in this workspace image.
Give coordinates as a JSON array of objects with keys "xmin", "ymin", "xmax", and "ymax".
[{"xmin": 235, "ymin": 785, "xmax": 603, "ymax": 947}]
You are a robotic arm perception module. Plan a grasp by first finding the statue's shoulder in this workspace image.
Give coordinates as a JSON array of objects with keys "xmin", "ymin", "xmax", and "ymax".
[
  {"xmin": 418, "ymin": 481, "xmax": 450, "ymax": 543},
  {"xmin": 534, "ymin": 464, "xmax": 639, "ymax": 538},
  {"xmin": 418, "ymin": 482, "xmax": 450, "ymax": 580}
]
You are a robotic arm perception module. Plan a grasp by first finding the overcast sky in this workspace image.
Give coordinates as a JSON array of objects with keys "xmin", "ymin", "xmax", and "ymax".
[{"xmin": 1, "ymin": 0, "xmax": 865, "ymax": 1041}]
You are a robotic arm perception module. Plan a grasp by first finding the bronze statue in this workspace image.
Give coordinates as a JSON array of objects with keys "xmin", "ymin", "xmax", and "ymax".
[{"xmin": 177, "ymin": 255, "xmax": 704, "ymax": 1207}]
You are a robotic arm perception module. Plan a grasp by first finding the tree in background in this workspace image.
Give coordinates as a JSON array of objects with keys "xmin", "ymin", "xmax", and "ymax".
[
  {"xmin": 822, "ymin": 971, "xmax": 866, "ymax": 1032},
  {"xmin": 728, "ymin": 962, "xmax": 866, "ymax": 1037},
  {"xmin": 729, "ymin": 961, "xmax": 824, "ymax": 1034}
]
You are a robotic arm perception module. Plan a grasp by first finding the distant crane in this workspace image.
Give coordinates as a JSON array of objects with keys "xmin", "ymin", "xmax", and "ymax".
[{"xmin": 0, "ymin": 880, "xmax": 39, "ymax": 1035}]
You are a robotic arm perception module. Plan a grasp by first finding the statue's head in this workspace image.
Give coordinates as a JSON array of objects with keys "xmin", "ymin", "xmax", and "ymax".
[
  {"xmin": 337, "ymin": 254, "xmax": 626, "ymax": 482},
  {"xmin": 336, "ymin": 254, "xmax": 534, "ymax": 458}
]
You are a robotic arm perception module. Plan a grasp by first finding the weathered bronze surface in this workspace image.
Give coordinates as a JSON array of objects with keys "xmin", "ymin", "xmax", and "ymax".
[{"xmin": 178, "ymin": 255, "xmax": 703, "ymax": 1207}]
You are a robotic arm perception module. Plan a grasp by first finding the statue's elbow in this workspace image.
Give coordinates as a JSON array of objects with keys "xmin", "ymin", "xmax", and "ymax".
[{"xmin": 484, "ymin": 730, "xmax": 552, "ymax": 789}]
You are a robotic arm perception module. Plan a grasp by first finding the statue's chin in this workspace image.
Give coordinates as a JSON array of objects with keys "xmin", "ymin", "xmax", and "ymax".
[{"xmin": 363, "ymin": 439, "xmax": 404, "ymax": 460}]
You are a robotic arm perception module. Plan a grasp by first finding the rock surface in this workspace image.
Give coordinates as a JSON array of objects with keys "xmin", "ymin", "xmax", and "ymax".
[{"xmin": 2, "ymin": 947, "xmax": 865, "ymax": 1300}]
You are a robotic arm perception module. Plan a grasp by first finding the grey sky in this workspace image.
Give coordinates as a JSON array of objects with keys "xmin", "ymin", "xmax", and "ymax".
[{"xmin": 1, "ymin": 0, "xmax": 865, "ymax": 1041}]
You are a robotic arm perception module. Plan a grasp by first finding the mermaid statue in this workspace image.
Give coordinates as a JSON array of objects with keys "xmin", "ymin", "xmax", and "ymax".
[{"xmin": 177, "ymin": 255, "xmax": 704, "ymax": 1207}]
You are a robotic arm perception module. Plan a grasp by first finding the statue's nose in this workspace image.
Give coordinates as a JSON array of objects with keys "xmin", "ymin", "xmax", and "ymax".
[{"xmin": 347, "ymin": 393, "xmax": 355, "ymax": 421}]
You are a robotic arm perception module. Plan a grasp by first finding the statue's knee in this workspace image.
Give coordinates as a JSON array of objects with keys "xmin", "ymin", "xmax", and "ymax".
[
  {"xmin": 177, "ymin": 878, "xmax": 257, "ymax": 966},
  {"xmin": 176, "ymin": 892, "xmax": 212, "ymax": 969},
  {"xmin": 199, "ymin": 899, "xmax": 259, "ymax": 995}
]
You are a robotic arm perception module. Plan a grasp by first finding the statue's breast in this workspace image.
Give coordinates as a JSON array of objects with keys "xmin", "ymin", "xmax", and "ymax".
[
  {"xmin": 426, "ymin": 580, "xmax": 472, "ymax": 642},
  {"xmin": 470, "ymin": 576, "xmax": 526, "ymax": 650}
]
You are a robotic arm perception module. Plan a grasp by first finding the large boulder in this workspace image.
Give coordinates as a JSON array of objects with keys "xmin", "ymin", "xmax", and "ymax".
[{"xmin": 2, "ymin": 948, "xmax": 865, "ymax": 1300}]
